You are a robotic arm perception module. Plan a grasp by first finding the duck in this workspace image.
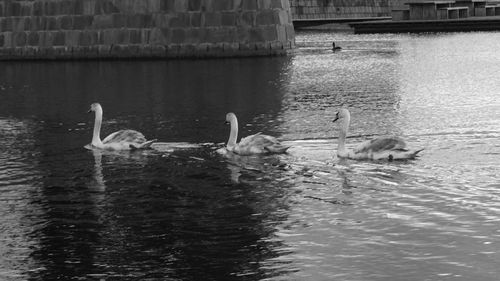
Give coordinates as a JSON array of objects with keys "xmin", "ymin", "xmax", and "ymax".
[
  {"xmin": 332, "ymin": 108, "xmax": 423, "ymax": 161},
  {"xmin": 86, "ymin": 103, "xmax": 155, "ymax": 150},
  {"xmin": 332, "ymin": 42, "xmax": 342, "ymax": 51},
  {"xmin": 223, "ymin": 112, "xmax": 290, "ymax": 155}
]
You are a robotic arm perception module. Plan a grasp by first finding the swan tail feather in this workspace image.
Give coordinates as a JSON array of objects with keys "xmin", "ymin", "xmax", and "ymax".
[
  {"xmin": 412, "ymin": 148, "xmax": 424, "ymax": 157},
  {"xmin": 130, "ymin": 139, "xmax": 157, "ymax": 150},
  {"xmin": 264, "ymin": 145, "xmax": 290, "ymax": 154}
]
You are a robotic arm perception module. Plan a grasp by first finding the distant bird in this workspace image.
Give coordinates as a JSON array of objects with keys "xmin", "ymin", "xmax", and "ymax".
[
  {"xmin": 332, "ymin": 108, "xmax": 423, "ymax": 161},
  {"xmin": 332, "ymin": 41, "xmax": 342, "ymax": 51},
  {"xmin": 223, "ymin": 112, "xmax": 290, "ymax": 155},
  {"xmin": 87, "ymin": 103, "xmax": 155, "ymax": 150}
]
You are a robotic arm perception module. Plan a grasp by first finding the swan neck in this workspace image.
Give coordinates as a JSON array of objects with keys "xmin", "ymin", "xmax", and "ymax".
[
  {"xmin": 92, "ymin": 108, "xmax": 103, "ymax": 146},
  {"xmin": 227, "ymin": 118, "xmax": 238, "ymax": 148},
  {"xmin": 337, "ymin": 118, "xmax": 349, "ymax": 152}
]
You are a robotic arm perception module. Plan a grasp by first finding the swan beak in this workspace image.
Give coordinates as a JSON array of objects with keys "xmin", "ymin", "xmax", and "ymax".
[
  {"xmin": 224, "ymin": 121, "xmax": 229, "ymax": 124},
  {"xmin": 87, "ymin": 109, "xmax": 92, "ymax": 113},
  {"xmin": 332, "ymin": 116, "xmax": 339, "ymax": 123}
]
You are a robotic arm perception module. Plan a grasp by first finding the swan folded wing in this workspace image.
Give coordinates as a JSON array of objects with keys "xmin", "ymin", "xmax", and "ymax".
[
  {"xmin": 234, "ymin": 133, "xmax": 285, "ymax": 155},
  {"xmin": 102, "ymin": 129, "xmax": 147, "ymax": 144},
  {"xmin": 353, "ymin": 137, "xmax": 407, "ymax": 153},
  {"xmin": 239, "ymin": 133, "xmax": 279, "ymax": 147}
]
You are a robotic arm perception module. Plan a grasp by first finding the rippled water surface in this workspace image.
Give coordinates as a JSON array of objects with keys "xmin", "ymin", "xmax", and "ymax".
[{"xmin": 1, "ymin": 31, "xmax": 500, "ymax": 281}]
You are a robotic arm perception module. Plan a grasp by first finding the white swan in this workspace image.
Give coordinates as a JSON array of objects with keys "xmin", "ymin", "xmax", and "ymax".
[
  {"xmin": 332, "ymin": 108, "xmax": 423, "ymax": 161},
  {"xmin": 86, "ymin": 103, "xmax": 155, "ymax": 150},
  {"xmin": 224, "ymin": 112, "xmax": 290, "ymax": 155}
]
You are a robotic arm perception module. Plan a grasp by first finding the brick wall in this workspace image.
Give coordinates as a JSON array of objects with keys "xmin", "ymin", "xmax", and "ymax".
[
  {"xmin": 0, "ymin": 0, "xmax": 295, "ymax": 60},
  {"xmin": 291, "ymin": 0, "xmax": 396, "ymax": 19}
]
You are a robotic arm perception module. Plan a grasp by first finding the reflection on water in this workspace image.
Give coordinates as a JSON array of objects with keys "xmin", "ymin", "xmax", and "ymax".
[{"xmin": 1, "ymin": 31, "xmax": 500, "ymax": 280}]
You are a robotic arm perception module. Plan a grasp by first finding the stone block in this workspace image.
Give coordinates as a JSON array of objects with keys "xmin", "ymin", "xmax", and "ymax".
[
  {"xmin": 148, "ymin": 28, "xmax": 164, "ymax": 44},
  {"xmin": 129, "ymin": 29, "xmax": 142, "ymax": 44},
  {"xmin": 285, "ymin": 23, "xmax": 294, "ymax": 42},
  {"xmin": 238, "ymin": 11, "xmax": 256, "ymax": 26},
  {"xmin": 195, "ymin": 42, "xmax": 210, "ymax": 52},
  {"xmin": 171, "ymin": 28, "xmax": 185, "ymax": 44},
  {"xmin": 33, "ymin": 1, "xmax": 42, "ymax": 16},
  {"xmin": 206, "ymin": 27, "xmax": 237, "ymax": 43},
  {"xmin": 174, "ymin": 0, "xmax": 188, "ymax": 12},
  {"xmin": 59, "ymin": 15, "xmax": 73, "ymax": 30},
  {"xmin": 101, "ymin": 29, "xmax": 117, "ymax": 45},
  {"xmin": 256, "ymin": 10, "xmax": 277, "ymax": 25},
  {"xmin": 270, "ymin": 40, "xmax": 283, "ymax": 50},
  {"xmin": 190, "ymin": 12, "xmax": 202, "ymax": 27},
  {"xmin": 0, "ymin": 34, "xmax": 4, "ymax": 47},
  {"xmin": 1, "ymin": 18, "xmax": 13, "ymax": 32},
  {"xmin": 204, "ymin": 12, "xmax": 221, "ymax": 26},
  {"xmin": 214, "ymin": 0, "xmax": 234, "ymax": 11},
  {"xmin": 27, "ymin": 32, "xmax": 40, "ymax": 46},
  {"xmin": 2, "ymin": 32, "xmax": 13, "ymax": 48},
  {"xmin": 73, "ymin": 15, "xmax": 94, "ymax": 30},
  {"xmin": 38, "ymin": 31, "xmax": 51, "ymax": 47},
  {"xmin": 83, "ymin": 0, "xmax": 96, "ymax": 15},
  {"xmin": 93, "ymin": 14, "xmax": 114, "ymax": 29},
  {"xmin": 20, "ymin": 3, "xmax": 33, "ymax": 16},
  {"xmin": 248, "ymin": 27, "xmax": 263, "ymax": 42},
  {"xmin": 11, "ymin": 17, "xmax": 25, "ymax": 32},
  {"xmin": 97, "ymin": 44, "xmax": 111, "ymax": 56},
  {"xmin": 169, "ymin": 14, "xmax": 189, "ymax": 28},
  {"xmin": 242, "ymin": 0, "xmax": 258, "ymax": 11},
  {"xmin": 65, "ymin": 30, "xmax": 81, "ymax": 46},
  {"xmin": 257, "ymin": 0, "xmax": 271, "ymax": 10},
  {"xmin": 117, "ymin": 29, "xmax": 130, "ymax": 44},
  {"xmin": 160, "ymin": 28, "xmax": 172, "ymax": 43},
  {"xmin": 166, "ymin": 44, "xmax": 181, "ymax": 57},
  {"xmin": 206, "ymin": 42, "xmax": 224, "ymax": 56},
  {"xmin": 178, "ymin": 43, "xmax": 196, "ymax": 56},
  {"xmin": 223, "ymin": 42, "xmax": 239, "ymax": 52},
  {"xmin": 185, "ymin": 28, "xmax": 205, "ymax": 43},
  {"xmin": 276, "ymin": 24, "xmax": 286, "ymax": 42},
  {"xmin": 188, "ymin": 0, "xmax": 202, "ymax": 11},
  {"xmin": 96, "ymin": 1, "xmax": 120, "ymax": 14},
  {"xmin": 160, "ymin": 0, "xmax": 176, "ymax": 12},
  {"xmin": 221, "ymin": 12, "xmax": 236, "ymax": 26},
  {"xmin": 79, "ymin": 31, "xmax": 92, "ymax": 46},
  {"xmin": 11, "ymin": 2, "xmax": 21, "ymax": 17},
  {"xmin": 151, "ymin": 45, "xmax": 166, "ymax": 56},
  {"xmin": 140, "ymin": 29, "xmax": 151, "ymax": 44},
  {"xmin": 13, "ymin": 32, "xmax": 27, "ymax": 47},
  {"xmin": 254, "ymin": 41, "xmax": 269, "ymax": 50},
  {"xmin": 278, "ymin": 9, "xmax": 289, "ymax": 24},
  {"xmin": 46, "ymin": 17, "xmax": 58, "ymax": 30}
]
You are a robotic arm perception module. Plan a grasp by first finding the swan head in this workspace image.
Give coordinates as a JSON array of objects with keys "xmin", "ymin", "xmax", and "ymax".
[
  {"xmin": 88, "ymin": 103, "xmax": 103, "ymax": 113},
  {"xmin": 332, "ymin": 108, "xmax": 350, "ymax": 124},
  {"xmin": 225, "ymin": 112, "xmax": 237, "ymax": 124}
]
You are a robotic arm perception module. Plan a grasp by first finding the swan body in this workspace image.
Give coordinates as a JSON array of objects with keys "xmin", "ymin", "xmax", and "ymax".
[
  {"xmin": 333, "ymin": 108, "xmax": 423, "ymax": 161},
  {"xmin": 224, "ymin": 112, "xmax": 290, "ymax": 156},
  {"xmin": 87, "ymin": 103, "xmax": 155, "ymax": 150}
]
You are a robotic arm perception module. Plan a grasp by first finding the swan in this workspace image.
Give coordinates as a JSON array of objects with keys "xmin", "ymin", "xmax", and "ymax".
[
  {"xmin": 332, "ymin": 108, "xmax": 423, "ymax": 161},
  {"xmin": 223, "ymin": 112, "xmax": 290, "ymax": 155},
  {"xmin": 332, "ymin": 42, "xmax": 342, "ymax": 51},
  {"xmin": 86, "ymin": 103, "xmax": 155, "ymax": 150}
]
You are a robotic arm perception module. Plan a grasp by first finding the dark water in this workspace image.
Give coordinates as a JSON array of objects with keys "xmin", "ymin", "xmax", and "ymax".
[{"xmin": 1, "ymin": 31, "xmax": 500, "ymax": 281}]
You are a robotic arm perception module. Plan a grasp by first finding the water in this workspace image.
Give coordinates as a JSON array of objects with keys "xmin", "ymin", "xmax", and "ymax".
[{"xmin": 1, "ymin": 31, "xmax": 500, "ymax": 281}]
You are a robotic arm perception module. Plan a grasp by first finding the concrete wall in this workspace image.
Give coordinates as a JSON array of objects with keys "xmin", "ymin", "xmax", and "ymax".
[
  {"xmin": 0, "ymin": 0, "xmax": 295, "ymax": 60},
  {"xmin": 290, "ymin": 0, "xmax": 397, "ymax": 19}
]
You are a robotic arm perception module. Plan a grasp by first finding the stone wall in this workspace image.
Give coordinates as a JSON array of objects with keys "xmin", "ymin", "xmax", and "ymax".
[
  {"xmin": 0, "ymin": 0, "xmax": 295, "ymax": 60},
  {"xmin": 290, "ymin": 0, "xmax": 395, "ymax": 19}
]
